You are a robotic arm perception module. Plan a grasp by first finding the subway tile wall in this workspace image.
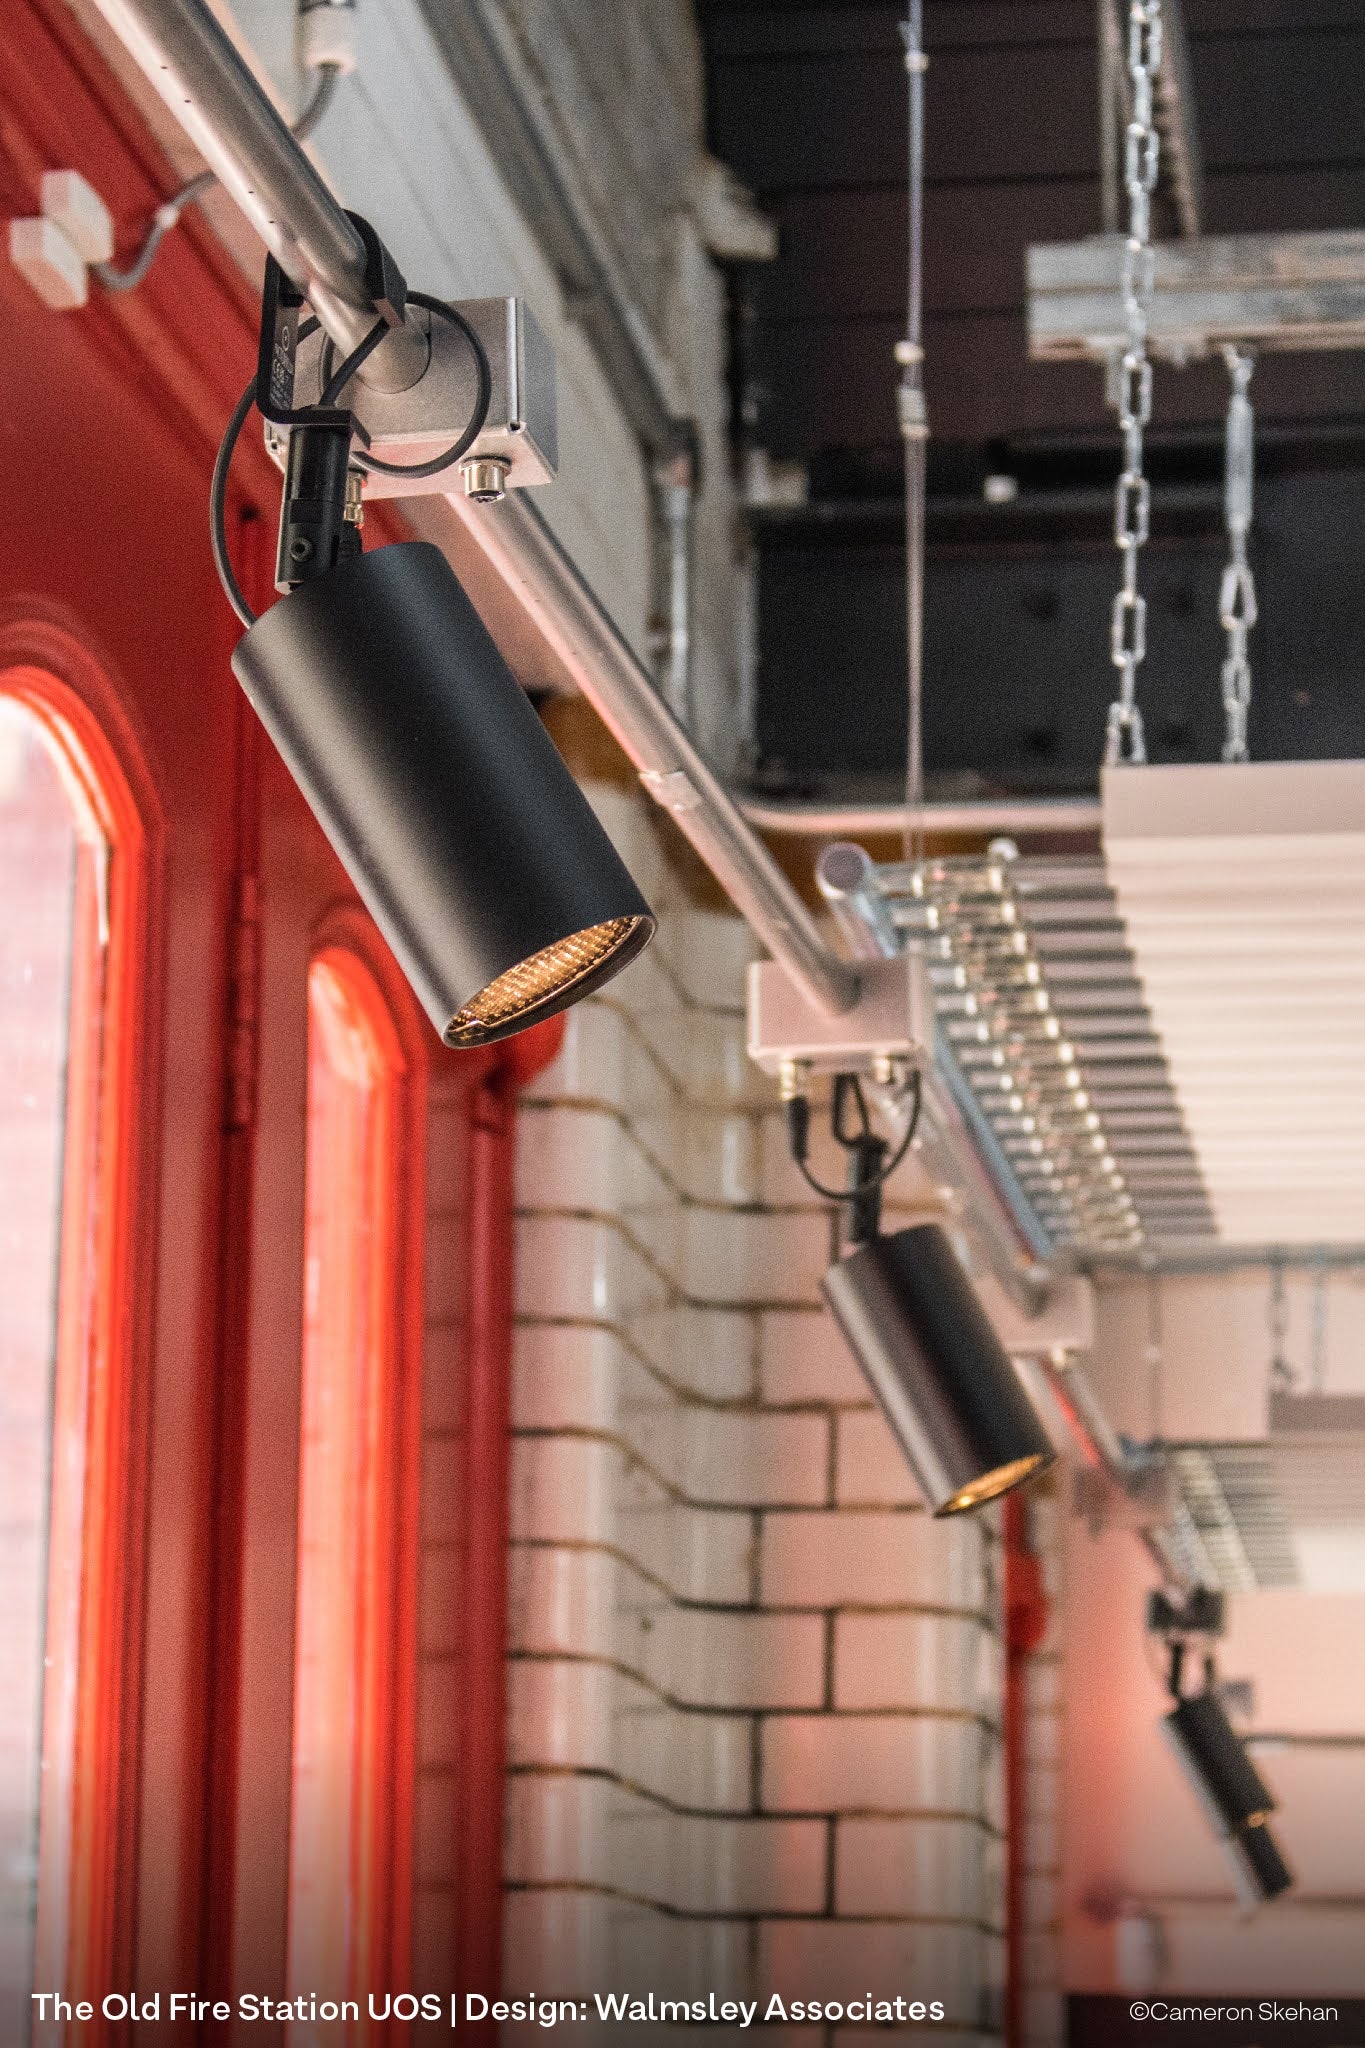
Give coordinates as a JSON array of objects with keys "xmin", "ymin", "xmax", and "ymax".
[{"xmin": 505, "ymin": 788, "xmax": 1012, "ymax": 2045}]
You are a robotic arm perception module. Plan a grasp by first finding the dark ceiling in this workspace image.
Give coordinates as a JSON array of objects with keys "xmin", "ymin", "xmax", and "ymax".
[{"xmin": 696, "ymin": 1, "xmax": 1365, "ymax": 797}]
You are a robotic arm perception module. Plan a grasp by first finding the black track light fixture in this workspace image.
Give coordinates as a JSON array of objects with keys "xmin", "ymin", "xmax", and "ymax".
[
  {"xmin": 212, "ymin": 227, "xmax": 654, "ymax": 1045},
  {"xmin": 792, "ymin": 1074, "xmax": 1056, "ymax": 1517},
  {"xmin": 1161, "ymin": 1644, "xmax": 1279, "ymax": 1840}
]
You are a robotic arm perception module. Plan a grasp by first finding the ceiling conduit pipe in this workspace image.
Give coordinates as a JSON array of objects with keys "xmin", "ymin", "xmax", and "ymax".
[
  {"xmin": 460, "ymin": 489, "xmax": 861, "ymax": 1018},
  {"xmin": 740, "ymin": 795, "xmax": 1104, "ymax": 839},
  {"xmin": 1033, "ymin": 1352, "xmax": 1205, "ymax": 1596},
  {"xmin": 86, "ymin": 0, "xmax": 860, "ymax": 1023}
]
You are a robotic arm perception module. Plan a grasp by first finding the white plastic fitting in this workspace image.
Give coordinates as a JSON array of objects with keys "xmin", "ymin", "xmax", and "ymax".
[
  {"xmin": 297, "ymin": 0, "xmax": 358, "ymax": 76},
  {"xmin": 9, "ymin": 170, "xmax": 114, "ymax": 311}
]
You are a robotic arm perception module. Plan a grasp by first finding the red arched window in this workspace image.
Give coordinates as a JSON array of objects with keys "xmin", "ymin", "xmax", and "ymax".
[
  {"xmin": 0, "ymin": 661, "xmax": 146, "ymax": 2044},
  {"xmin": 287, "ymin": 944, "xmax": 423, "ymax": 2034}
]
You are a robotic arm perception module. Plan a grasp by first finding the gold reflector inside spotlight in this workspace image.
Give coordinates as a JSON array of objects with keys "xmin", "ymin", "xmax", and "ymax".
[
  {"xmin": 446, "ymin": 917, "xmax": 644, "ymax": 1045},
  {"xmin": 941, "ymin": 1453, "xmax": 1049, "ymax": 1517}
]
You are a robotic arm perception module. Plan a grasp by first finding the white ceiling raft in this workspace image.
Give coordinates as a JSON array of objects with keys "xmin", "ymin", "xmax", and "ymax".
[{"xmin": 1104, "ymin": 761, "xmax": 1365, "ymax": 1247}]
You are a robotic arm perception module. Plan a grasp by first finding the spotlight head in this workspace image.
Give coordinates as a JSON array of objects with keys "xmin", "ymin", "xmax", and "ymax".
[
  {"xmin": 1224, "ymin": 1818, "xmax": 1294, "ymax": 1908},
  {"xmin": 1161, "ymin": 1686, "xmax": 1277, "ymax": 1839},
  {"xmin": 232, "ymin": 542, "xmax": 654, "ymax": 1044},
  {"xmin": 820, "ymin": 1221, "xmax": 1056, "ymax": 1516}
]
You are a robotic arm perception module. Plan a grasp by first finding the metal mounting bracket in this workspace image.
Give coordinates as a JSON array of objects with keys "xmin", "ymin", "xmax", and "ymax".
[
  {"xmin": 746, "ymin": 950, "xmax": 934, "ymax": 1080},
  {"xmin": 265, "ymin": 293, "xmax": 558, "ymax": 497}
]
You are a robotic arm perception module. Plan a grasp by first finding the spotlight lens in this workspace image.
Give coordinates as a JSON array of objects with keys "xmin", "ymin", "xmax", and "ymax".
[
  {"xmin": 942, "ymin": 1452, "xmax": 1050, "ymax": 1515},
  {"xmin": 447, "ymin": 915, "xmax": 648, "ymax": 1045}
]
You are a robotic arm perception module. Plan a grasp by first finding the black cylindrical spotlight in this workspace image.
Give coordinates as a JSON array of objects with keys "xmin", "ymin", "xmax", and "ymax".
[
  {"xmin": 232, "ymin": 542, "xmax": 654, "ymax": 1044},
  {"xmin": 1225, "ymin": 1817, "xmax": 1293, "ymax": 1908},
  {"xmin": 820, "ymin": 1221, "xmax": 1056, "ymax": 1516},
  {"xmin": 1161, "ymin": 1687, "xmax": 1277, "ymax": 1839}
]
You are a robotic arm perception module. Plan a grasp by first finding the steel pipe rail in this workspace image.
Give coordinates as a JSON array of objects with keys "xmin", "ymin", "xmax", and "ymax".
[
  {"xmin": 89, "ymin": 0, "xmax": 428, "ymax": 383},
  {"xmin": 1036, "ymin": 1356, "xmax": 1205, "ymax": 1595},
  {"xmin": 88, "ymin": 0, "xmax": 861, "ymax": 1022},
  {"xmin": 445, "ymin": 491, "xmax": 861, "ymax": 1017}
]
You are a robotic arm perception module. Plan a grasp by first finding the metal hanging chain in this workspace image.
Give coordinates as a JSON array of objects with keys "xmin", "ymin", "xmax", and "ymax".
[
  {"xmin": 1105, "ymin": 0, "xmax": 1163, "ymax": 768},
  {"xmin": 1219, "ymin": 345, "xmax": 1257, "ymax": 763}
]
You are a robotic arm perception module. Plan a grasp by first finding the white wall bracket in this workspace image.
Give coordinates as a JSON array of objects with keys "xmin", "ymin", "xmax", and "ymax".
[{"xmin": 9, "ymin": 171, "xmax": 113, "ymax": 310}]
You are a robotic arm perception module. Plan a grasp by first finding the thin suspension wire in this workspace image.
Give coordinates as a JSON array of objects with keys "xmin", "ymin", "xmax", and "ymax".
[
  {"xmin": 97, "ymin": 65, "xmax": 341, "ymax": 294},
  {"xmin": 898, "ymin": 3, "xmax": 928, "ymax": 877},
  {"xmin": 321, "ymin": 294, "xmax": 492, "ymax": 479}
]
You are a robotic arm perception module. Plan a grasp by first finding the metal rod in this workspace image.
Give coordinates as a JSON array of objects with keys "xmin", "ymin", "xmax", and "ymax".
[
  {"xmin": 88, "ymin": 0, "xmax": 427, "ymax": 384},
  {"xmin": 815, "ymin": 843, "xmax": 902, "ymax": 961},
  {"xmin": 88, "ymin": 0, "xmax": 860, "ymax": 1022},
  {"xmin": 451, "ymin": 491, "xmax": 861, "ymax": 1018},
  {"xmin": 1090, "ymin": 1243, "xmax": 1365, "ymax": 1276},
  {"xmin": 740, "ymin": 795, "xmax": 1104, "ymax": 838},
  {"xmin": 1037, "ymin": 1354, "xmax": 1203, "ymax": 1594},
  {"xmin": 658, "ymin": 454, "xmax": 694, "ymax": 729}
]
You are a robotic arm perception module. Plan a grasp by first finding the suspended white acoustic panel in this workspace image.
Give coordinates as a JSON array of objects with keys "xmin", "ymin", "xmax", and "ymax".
[{"xmin": 1103, "ymin": 761, "xmax": 1365, "ymax": 1246}]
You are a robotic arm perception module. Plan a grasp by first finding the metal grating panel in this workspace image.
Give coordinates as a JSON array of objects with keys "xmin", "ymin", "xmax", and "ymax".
[
  {"xmin": 878, "ymin": 853, "xmax": 1217, "ymax": 1257},
  {"xmin": 1169, "ymin": 1447, "xmax": 1298, "ymax": 1591},
  {"xmin": 1168, "ymin": 1428, "xmax": 1365, "ymax": 1594}
]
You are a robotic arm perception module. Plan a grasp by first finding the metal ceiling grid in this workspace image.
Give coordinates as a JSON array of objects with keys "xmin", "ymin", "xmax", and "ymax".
[{"xmin": 876, "ymin": 851, "xmax": 1217, "ymax": 1260}]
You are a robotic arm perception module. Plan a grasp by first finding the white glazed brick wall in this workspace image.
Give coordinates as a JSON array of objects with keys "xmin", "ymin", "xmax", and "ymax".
[{"xmin": 506, "ymin": 787, "xmax": 1008, "ymax": 2045}]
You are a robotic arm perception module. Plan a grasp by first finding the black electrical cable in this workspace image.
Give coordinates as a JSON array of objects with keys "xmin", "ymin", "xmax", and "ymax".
[
  {"xmin": 210, "ymin": 373, "xmax": 262, "ymax": 629},
  {"xmin": 97, "ymin": 65, "xmax": 341, "ymax": 295},
  {"xmin": 785, "ymin": 1069, "xmax": 922, "ymax": 1206},
  {"xmin": 320, "ymin": 292, "xmax": 492, "ymax": 479},
  {"xmin": 319, "ymin": 317, "xmax": 391, "ymax": 405}
]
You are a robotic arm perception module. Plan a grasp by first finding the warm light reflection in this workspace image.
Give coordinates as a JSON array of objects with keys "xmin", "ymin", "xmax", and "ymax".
[
  {"xmin": 288, "ymin": 950, "xmax": 411, "ymax": 2042},
  {"xmin": 941, "ymin": 1453, "xmax": 1049, "ymax": 1517}
]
